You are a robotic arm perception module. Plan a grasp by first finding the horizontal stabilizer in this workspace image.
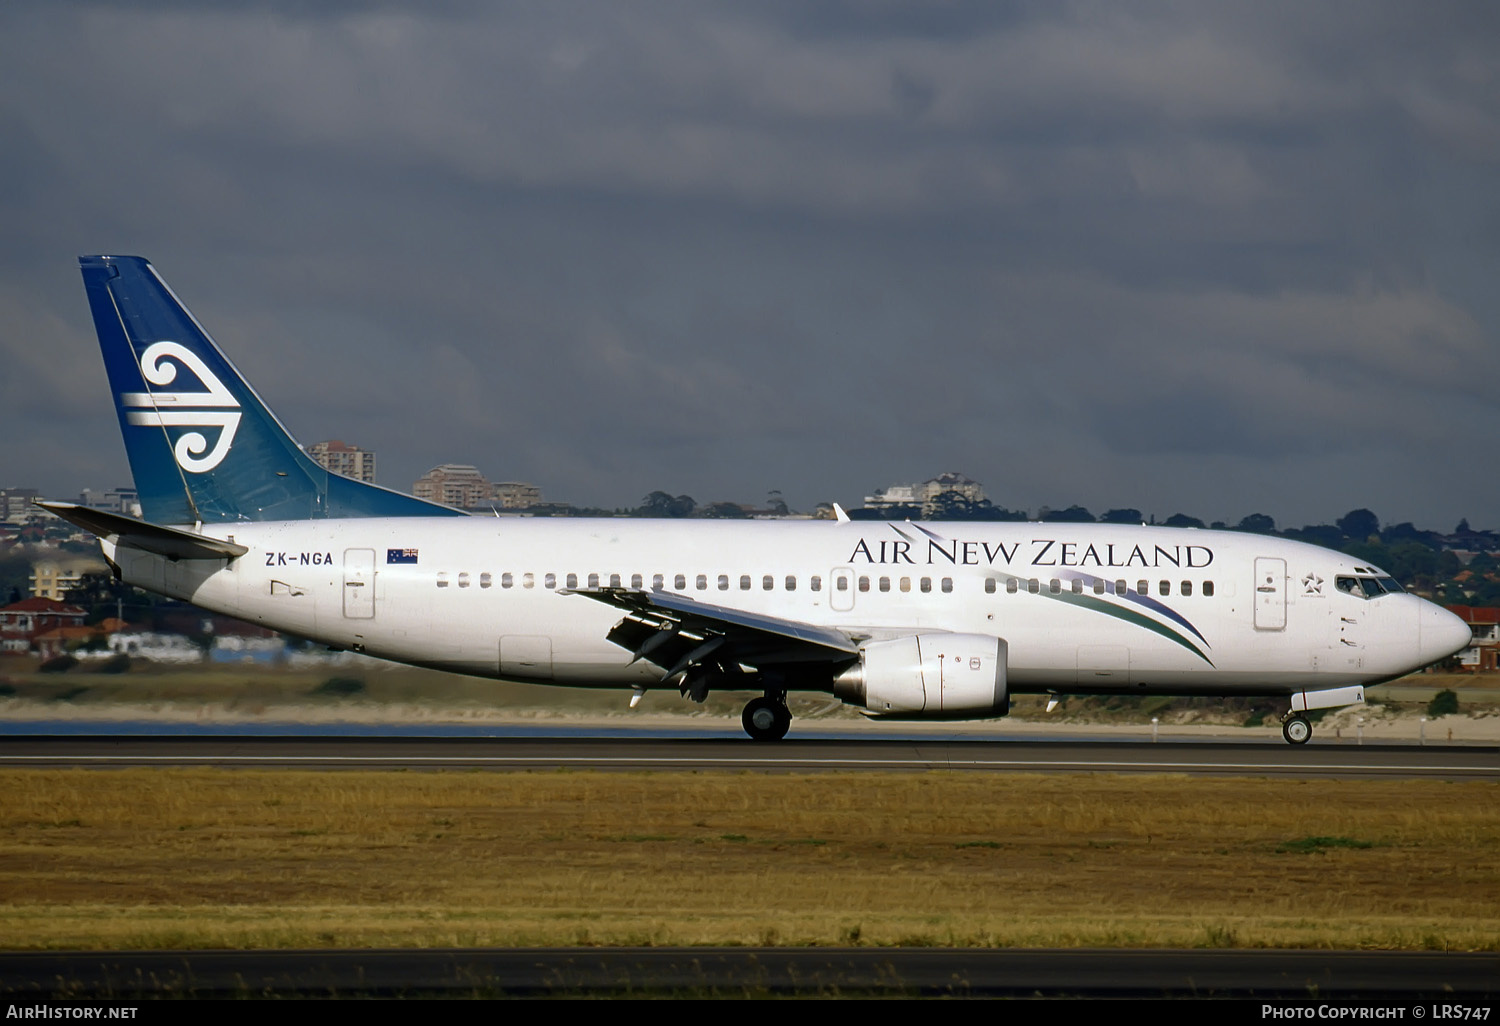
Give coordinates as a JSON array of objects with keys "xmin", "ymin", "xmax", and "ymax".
[{"xmin": 36, "ymin": 501, "xmax": 248, "ymax": 561}]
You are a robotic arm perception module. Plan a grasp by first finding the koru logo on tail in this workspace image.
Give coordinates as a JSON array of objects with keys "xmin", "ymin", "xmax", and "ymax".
[{"xmin": 120, "ymin": 341, "xmax": 242, "ymax": 473}]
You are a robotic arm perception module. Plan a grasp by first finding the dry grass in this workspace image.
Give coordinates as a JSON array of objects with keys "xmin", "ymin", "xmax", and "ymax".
[{"xmin": 0, "ymin": 770, "xmax": 1496, "ymax": 951}]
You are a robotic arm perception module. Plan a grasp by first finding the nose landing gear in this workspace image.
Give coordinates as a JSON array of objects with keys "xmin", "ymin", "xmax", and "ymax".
[{"xmin": 1281, "ymin": 713, "xmax": 1312, "ymax": 745}]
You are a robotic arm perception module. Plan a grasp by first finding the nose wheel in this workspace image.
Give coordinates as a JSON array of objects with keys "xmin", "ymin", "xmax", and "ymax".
[
  {"xmin": 1281, "ymin": 714, "xmax": 1312, "ymax": 745},
  {"xmin": 742, "ymin": 695, "xmax": 791, "ymax": 741}
]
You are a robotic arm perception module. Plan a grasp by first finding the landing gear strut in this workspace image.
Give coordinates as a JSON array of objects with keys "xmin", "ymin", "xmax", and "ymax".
[
  {"xmin": 742, "ymin": 694, "xmax": 791, "ymax": 741},
  {"xmin": 1281, "ymin": 714, "xmax": 1312, "ymax": 745}
]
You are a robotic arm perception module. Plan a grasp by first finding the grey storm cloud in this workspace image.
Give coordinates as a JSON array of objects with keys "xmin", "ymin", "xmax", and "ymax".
[{"xmin": 1, "ymin": 1, "xmax": 1498, "ymax": 528}]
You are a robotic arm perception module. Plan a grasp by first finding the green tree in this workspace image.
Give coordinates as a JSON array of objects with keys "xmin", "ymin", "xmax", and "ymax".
[
  {"xmin": 1236, "ymin": 513, "xmax": 1277, "ymax": 535},
  {"xmin": 1041, "ymin": 505, "xmax": 1095, "ymax": 523},
  {"xmin": 637, "ymin": 492, "xmax": 696, "ymax": 518},
  {"xmin": 1337, "ymin": 508, "xmax": 1380, "ymax": 541}
]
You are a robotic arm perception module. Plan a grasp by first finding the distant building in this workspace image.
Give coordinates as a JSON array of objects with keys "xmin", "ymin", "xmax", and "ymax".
[
  {"xmin": 919, "ymin": 472, "xmax": 985, "ymax": 508},
  {"xmin": 413, "ymin": 465, "xmax": 492, "ymax": 509},
  {"xmin": 77, "ymin": 487, "xmax": 139, "ymax": 516},
  {"xmin": 863, "ymin": 483, "xmax": 920, "ymax": 511},
  {"xmin": 29, "ymin": 556, "xmax": 106, "ymax": 600},
  {"xmin": 309, "ymin": 440, "xmax": 377, "ymax": 483},
  {"xmin": 865, "ymin": 472, "xmax": 987, "ymax": 517},
  {"xmin": 413, "ymin": 466, "xmax": 543, "ymax": 511},
  {"xmin": 492, "ymin": 481, "xmax": 542, "ymax": 509},
  {"xmin": 34, "ymin": 617, "xmax": 131, "ymax": 660},
  {"xmin": 1447, "ymin": 605, "xmax": 1500, "ymax": 672},
  {"xmin": 0, "ymin": 597, "xmax": 87, "ymax": 653},
  {"xmin": 0, "ymin": 488, "xmax": 43, "ymax": 525}
]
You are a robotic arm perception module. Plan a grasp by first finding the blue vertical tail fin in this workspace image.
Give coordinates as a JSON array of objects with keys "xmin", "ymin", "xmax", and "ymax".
[{"xmin": 80, "ymin": 254, "xmax": 464, "ymax": 524}]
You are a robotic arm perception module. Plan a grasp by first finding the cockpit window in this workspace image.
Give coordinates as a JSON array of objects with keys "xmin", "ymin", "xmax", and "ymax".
[{"xmin": 1337, "ymin": 574, "xmax": 1404, "ymax": 599}]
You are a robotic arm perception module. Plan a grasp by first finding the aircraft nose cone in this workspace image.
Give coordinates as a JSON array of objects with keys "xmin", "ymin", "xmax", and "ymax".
[{"xmin": 1419, "ymin": 602, "xmax": 1472, "ymax": 666}]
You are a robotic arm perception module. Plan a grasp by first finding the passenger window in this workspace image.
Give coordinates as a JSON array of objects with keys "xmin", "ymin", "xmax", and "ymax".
[
  {"xmin": 920, "ymin": 578, "xmax": 932, "ymax": 593},
  {"xmin": 523, "ymin": 572, "xmax": 535, "ymax": 589},
  {"xmin": 1203, "ymin": 581, "xmax": 1215, "ymax": 597},
  {"xmin": 1115, "ymin": 580, "xmax": 1126, "ymax": 595},
  {"xmin": 544, "ymin": 573, "xmax": 556, "ymax": 589},
  {"xmin": 675, "ymin": 574, "xmax": 687, "ymax": 590},
  {"xmin": 1006, "ymin": 578, "xmax": 1018, "ymax": 594},
  {"xmin": 1182, "ymin": 581, "xmax": 1192, "ymax": 596},
  {"xmin": 1159, "ymin": 580, "xmax": 1170, "ymax": 597},
  {"xmin": 1028, "ymin": 578, "xmax": 1039, "ymax": 594},
  {"xmin": 480, "ymin": 572, "xmax": 492, "ymax": 589},
  {"xmin": 900, "ymin": 577, "xmax": 911, "ymax": 593},
  {"xmin": 458, "ymin": 572, "xmax": 470, "ymax": 588},
  {"xmin": 696, "ymin": 574, "xmax": 707, "ymax": 590},
  {"xmin": 763, "ymin": 575, "xmax": 774, "ymax": 591},
  {"xmin": 652, "ymin": 574, "xmax": 663, "ymax": 589},
  {"xmin": 588, "ymin": 573, "xmax": 600, "ymax": 588},
  {"xmin": 941, "ymin": 577, "xmax": 953, "ymax": 593},
  {"xmin": 631, "ymin": 573, "xmax": 643, "ymax": 589},
  {"xmin": 502, "ymin": 572, "xmax": 514, "ymax": 589},
  {"xmin": 811, "ymin": 576, "xmax": 822, "ymax": 592},
  {"xmin": 610, "ymin": 573, "xmax": 622, "ymax": 588},
  {"xmin": 1137, "ymin": 580, "xmax": 1149, "ymax": 595},
  {"xmin": 739, "ymin": 574, "xmax": 751, "ymax": 590},
  {"xmin": 1071, "ymin": 579, "xmax": 1083, "ymax": 595},
  {"xmin": 566, "ymin": 573, "xmax": 578, "ymax": 589},
  {"xmin": 785, "ymin": 575, "xmax": 796, "ymax": 591},
  {"xmin": 836, "ymin": 576, "xmax": 849, "ymax": 592},
  {"xmin": 985, "ymin": 579, "xmax": 996, "ymax": 594},
  {"xmin": 437, "ymin": 572, "xmax": 449, "ymax": 588},
  {"xmin": 1050, "ymin": 579, "xmax": 1061, "ymax": 594},
  {"xmin": 1093, "ymin": 579, "xmax": 1105, "ymax": 595},
  {"xmin": 718, "ymin": 575, "xmax": 729, "ymax": 591},
  {"xmin": 858, "ymin": 576, "xmax": 870, "ymax": 592},
  {"xmin": 879, "ymin": 577, "xmax": 891, "ymax": 592}
]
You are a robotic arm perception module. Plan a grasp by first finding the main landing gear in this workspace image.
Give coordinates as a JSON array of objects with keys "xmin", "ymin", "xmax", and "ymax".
[
  {"xmin": 1281, "ymin": 713, "xmax": 1312, "ymax": 745},
  {"xmin": 742, "ymin": 694, "xmax": 791, "ymax": 741}
]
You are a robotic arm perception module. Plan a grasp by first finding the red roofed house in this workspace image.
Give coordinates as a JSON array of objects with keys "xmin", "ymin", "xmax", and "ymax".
[
  {"xmin": 0, "ymin": 597, "xmax": 88, "ymax": 654},
  {"xmin": 1446, "ymin": 605, "xmax": 1500, "ymax": 672}
]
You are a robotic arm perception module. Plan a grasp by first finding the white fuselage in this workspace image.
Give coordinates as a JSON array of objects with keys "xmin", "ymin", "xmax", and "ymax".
[{"xmin": 104, "ymin": 517, "xmax": 1467, "ymax": 700}]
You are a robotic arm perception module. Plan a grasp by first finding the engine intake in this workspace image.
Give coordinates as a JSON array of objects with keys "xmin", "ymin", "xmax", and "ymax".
[{"xmin": 833, "ymin": 633, "xmax": 1008, "ymax": 719}]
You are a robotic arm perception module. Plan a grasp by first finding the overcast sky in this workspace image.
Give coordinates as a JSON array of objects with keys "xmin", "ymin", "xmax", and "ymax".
[{"xmin": 3, "ymin": 1, "xmax": 1497, "ymax": 529}]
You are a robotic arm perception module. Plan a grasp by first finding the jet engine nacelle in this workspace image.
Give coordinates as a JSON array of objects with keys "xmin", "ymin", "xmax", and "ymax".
[{"xmin": 832, "ymin": 633, "xmax": 1008, "ymax": 719}]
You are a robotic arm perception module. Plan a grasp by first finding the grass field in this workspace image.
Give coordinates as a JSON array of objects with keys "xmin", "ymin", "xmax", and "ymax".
[{"xmin": 1, "ymin": 769, "xmax": 1495, "ymax": 952}]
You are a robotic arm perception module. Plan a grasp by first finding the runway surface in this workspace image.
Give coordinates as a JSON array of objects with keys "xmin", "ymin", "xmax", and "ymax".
[
  {"xmin": 1, "ymin": 946, "xmax": 1495, "ymax": 998},
  {"xmin": 1, "ymin": 734, "xmax": 1496, "ymax": 779}
]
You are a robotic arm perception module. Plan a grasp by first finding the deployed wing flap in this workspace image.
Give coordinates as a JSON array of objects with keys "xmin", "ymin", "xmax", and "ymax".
[
  {"xmin": 571, "ymin": 586, "xmax": 858, "ymax": 676},
  {"xmin": 36, "ymin": 501, "xmax": 248, "ymax": 560}
]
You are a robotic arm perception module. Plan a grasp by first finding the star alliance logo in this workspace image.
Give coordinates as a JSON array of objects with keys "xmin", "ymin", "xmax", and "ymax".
[
  {"xmin": 1302, "ymin": 572, "xmax": 1324, "ymax": 594},
  {"xmin": 119, "ymin": 341, "xmax": 242, "ymax": 473}
]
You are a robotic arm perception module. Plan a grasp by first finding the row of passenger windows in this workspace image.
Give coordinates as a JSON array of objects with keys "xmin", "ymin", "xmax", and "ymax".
[
  {"xmin": 433, "ymin": 571, "xmax": 1214, "ymax": 598},
  {"xmin": 987, "ymin": 577, "xmax": 1216, "ymax": 598}
]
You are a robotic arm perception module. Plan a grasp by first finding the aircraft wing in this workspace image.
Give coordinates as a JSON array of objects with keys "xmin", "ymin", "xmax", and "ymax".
[{"xmin": 567, "ymin": 587, "xmax": 859, "ymax": 685}]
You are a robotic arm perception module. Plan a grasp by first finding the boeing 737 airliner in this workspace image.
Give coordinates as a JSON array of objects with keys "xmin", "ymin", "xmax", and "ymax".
[{"xmin": 41, "ymin": 255, "xmax": 1472, "ymax": 742}]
